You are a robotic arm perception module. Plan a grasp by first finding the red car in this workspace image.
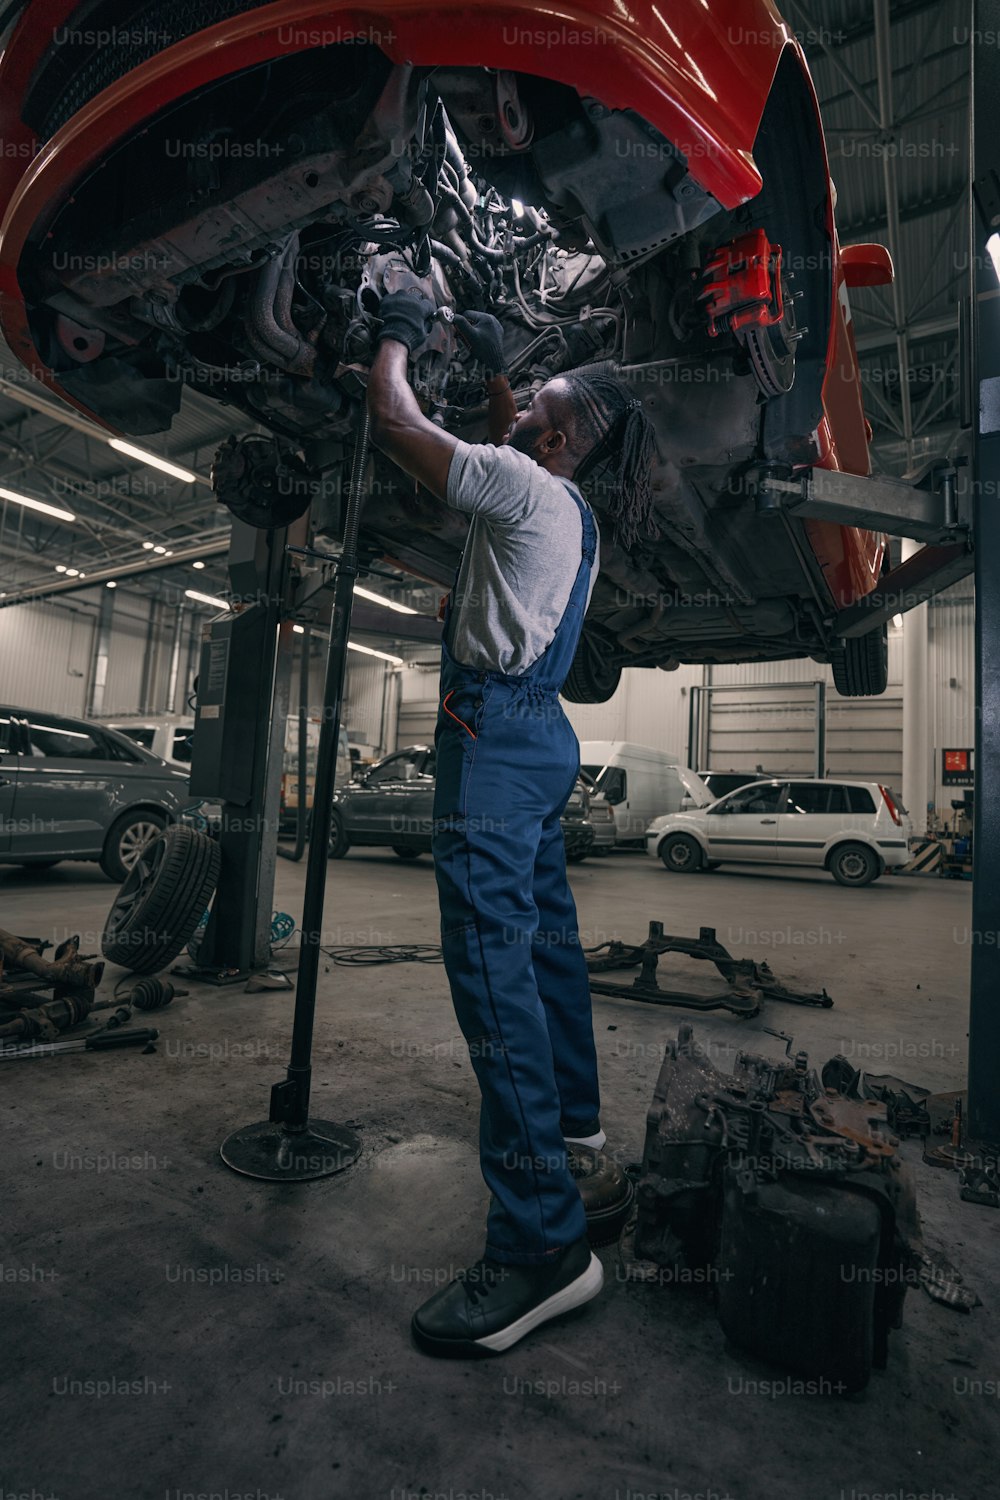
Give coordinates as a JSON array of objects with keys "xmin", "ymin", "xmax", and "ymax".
[{"xmin": 0, "ymin": 0, "xmax": 892, "ymax": 698}]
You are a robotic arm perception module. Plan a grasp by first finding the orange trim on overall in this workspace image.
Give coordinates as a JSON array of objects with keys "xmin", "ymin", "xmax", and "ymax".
[{"xmin": 442, "ymin": 689, "xmax": 477, "ymax": 740}]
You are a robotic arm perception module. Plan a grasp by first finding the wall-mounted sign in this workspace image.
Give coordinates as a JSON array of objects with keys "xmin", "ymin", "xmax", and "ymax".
[{"xmin": 942, "ymin": 748, "xmax": 975, "ymax": 787}]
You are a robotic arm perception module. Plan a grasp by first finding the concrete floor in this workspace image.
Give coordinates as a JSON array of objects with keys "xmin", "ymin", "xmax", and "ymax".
[{"xmin": 2, "ymin": 850, "xmax": 996, "ymax": 1500}]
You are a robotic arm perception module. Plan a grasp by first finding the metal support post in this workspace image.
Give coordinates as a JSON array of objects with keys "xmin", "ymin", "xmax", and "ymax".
[
  {"xmin": 220, "ymin": 416, "xmax": 370, "ymax": 1180},
  {"xmin": 968, "ymin": 0, "xmax": 1000, "ymax": 1143}
]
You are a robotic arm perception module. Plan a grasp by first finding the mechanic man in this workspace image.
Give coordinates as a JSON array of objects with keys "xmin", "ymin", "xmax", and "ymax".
[{"xmin": 367, "ymin": 289, "xmax": 656, "ymax": 1358}]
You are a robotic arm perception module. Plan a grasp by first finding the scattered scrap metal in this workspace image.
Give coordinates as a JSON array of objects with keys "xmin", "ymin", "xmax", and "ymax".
[
  {"xmin": 0, "ymin": 929, "xmax": 161, "ymax": 1059},
  {"xmin": 585, "ymin": 921, "xmax": 833, "ymax": 1017},
  {"xmin": 619, "ymin": 1022, "xmax": 923, "ymax": 1392},
  {"xmin": 0, "ymin": 929, "xmax": 103, "ymax": 1041}
]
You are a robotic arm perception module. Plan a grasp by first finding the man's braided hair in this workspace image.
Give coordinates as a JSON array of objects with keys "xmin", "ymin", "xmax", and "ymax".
[{"xmin": 559, "ymin": 361, "xmax": 658, "ymax": 549}]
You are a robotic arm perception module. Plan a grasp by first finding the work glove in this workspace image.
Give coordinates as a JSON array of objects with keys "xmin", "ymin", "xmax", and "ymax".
[
  {"xmin": 376, "ymin": 289, "xmax": 437, "ymax": 354},
  {"xmin": 452, "ymin": 310, "xmax": 506, "ymax": 376}
]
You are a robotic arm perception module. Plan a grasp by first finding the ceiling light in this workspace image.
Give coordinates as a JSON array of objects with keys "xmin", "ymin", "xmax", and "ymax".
[
  {"xmin": 107, "ymin": 438, "xmax": 199, "ymax": 484},
  {"xmin": 0, "ymin": 486, "xmax": 76, "ymax": 522},
  {"xmin": 292, "ymin": 625, "xmax": 305, "ymax": 634},
  {"xmin": 78, "ymin": 572, "xmax": 85, "ymax": 578},
  {"xmin": 184, "ymin": 588, "xmax": 230, "ymax": 609},
  {"xmin": 152, "ymin": 545, "xmax": 167, "ymax": 555},
  {"xmin": 164, "ymin": 550, "xmax": 173, "ymax": 557},
  {"xmin": 191, "ymin": 560, "xmax": 205, "ymax": 570},
  {"xmin": 142, "ymin": 541, "xmax": 155, "ymax": 550},
  {"xmin": 348, "ymin": 641, "xmax": 403, "ymax": 664},
  {"xmin": 892, "ymin": 613, "xmax": 904, "ymax": 629},
  {"xmin": 54, "ymin": 564, "xmax": 67, "ymax": 573},
  {"xmin": 354, "ymin": 584, "xmax": 418, "ymax": 615},
  {"xmin": 106, "ymin": 581, "xmax": 117, "ymax": 589},
  {"xmin": 65, "ymin": 567, "xmax": 79, "ymax": 577}
]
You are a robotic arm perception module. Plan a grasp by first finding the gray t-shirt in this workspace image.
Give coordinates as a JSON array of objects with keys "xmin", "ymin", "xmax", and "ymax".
[{"xmin": 444, "ymin": 440, "xmax": 600, "ymax": 675}]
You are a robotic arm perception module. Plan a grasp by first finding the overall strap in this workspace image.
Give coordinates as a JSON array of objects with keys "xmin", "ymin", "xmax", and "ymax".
[{"xmin": 557, "ymin": 478, "xmax": 597, "ymax": 567}]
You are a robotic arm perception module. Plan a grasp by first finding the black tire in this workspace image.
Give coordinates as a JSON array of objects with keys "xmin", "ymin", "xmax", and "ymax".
[
  {"xmin": 830, "ymin": 626, "xmax": 888, "ymax": 697},
  {"xmin": 566, "ymin": 849, "xmax": 589, "ymax": 864},
  {"xmin": 99, "ymin": 809, "xmax": 167, "ymax": 882},
  {"xmin": 391, "ymin": 846, "xmax": 422, "ymax": 860},
  {"xmin": 828, "ymin": 842, "xmax": 880, "ymax": 887},
  {"xmin": 328, "ymin": 812, "xmax": 350, "ymax": 859},
  {"xmin": 658, "ymin": 833, "xmax": 704, "ymax": 874},
  {"xmin": 101, "ymin": 824, "xmax": 221, "ymax": 974},
  {"xmin": 560, "ymin": 633, "xmax": 622, "ymax": 704}
]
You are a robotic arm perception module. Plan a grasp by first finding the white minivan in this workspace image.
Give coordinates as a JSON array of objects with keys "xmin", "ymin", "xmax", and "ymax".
[{"xmin": 579, "ymin": 740, "xmax": 712, "ymax": 845}]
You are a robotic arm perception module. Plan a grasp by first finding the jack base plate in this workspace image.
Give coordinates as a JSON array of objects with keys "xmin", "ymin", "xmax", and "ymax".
[{"xmin": 220, "ymin": 1118, "xmax": 362, "ymax": 1180}]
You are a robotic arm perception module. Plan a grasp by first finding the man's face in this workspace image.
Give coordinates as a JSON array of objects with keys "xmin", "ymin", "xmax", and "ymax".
[{"xmin": 502, "ymin": 384, "xmax": 566, "ymax": 460}]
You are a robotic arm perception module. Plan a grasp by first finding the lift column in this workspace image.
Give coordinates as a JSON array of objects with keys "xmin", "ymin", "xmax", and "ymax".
[{"xmin": 968, "ymin": 0, "xmax": 1000, "ymax": 1143}]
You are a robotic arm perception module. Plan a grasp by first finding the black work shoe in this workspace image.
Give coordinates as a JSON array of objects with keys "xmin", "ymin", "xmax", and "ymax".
[{"xmin": 411, "ymin": 1237, "xmax": 603, "ymax": 1358}]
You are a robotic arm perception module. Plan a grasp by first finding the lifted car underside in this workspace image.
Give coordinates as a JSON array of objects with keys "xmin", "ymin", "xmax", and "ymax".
[{"xmin": 15, "ymin": 35, "xmax": 886, "ymax": 698}]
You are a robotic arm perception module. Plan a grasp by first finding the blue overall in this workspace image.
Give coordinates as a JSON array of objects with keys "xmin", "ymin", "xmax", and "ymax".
[{"xmin": 432, "ymin": 479, "xmax": 601, "ymax": 1265}]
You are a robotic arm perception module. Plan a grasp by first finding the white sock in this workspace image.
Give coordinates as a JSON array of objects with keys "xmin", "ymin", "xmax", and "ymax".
[{"xmin": 565, "ymin": 1128, "xmax": 606, "ymax": 1150}]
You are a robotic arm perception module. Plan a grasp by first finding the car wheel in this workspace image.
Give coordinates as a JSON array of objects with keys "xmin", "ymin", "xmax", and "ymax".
[
  {"xmin": 560, "ymin": 633, "xmax": 622, "ymax": 704},
  {"xmin": 830, "ymin": 626, "xmax": 888, "ymax": 697},
  {"xmin": 391, "ymin": 846, "xmax": 422, "ymax": 860},
  {"xmin": 101, "ymin": 824, "xmax": 221, "ymax": 975},
  {"xmin": 829, "ymin": 842, "xmax": 880, "ymax": 887},
  {"xmin": 100, "ymin": 810, "xmax": 167, "ymax": 883},
  {"xmin": 566, "ymin": 849, "xmax": 589, "ymax": 864},
  {"xmin": 328, "ymin": 813, "xmax": 350, "ymax": 859},
  {"xmin": 658, "ymin": 834, "xmax": 704, "ymax": 874}
]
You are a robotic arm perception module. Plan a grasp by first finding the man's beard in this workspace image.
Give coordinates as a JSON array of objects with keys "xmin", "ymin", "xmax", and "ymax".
[{"xmin": 506, "ymin": 419, "xmax": 546, "ymax": 457}]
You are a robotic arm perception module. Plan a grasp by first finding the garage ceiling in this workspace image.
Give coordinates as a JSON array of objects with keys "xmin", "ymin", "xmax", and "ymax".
[{"xmin": 0, "ymin": 0, "xmax": 971, "ymax": 604}]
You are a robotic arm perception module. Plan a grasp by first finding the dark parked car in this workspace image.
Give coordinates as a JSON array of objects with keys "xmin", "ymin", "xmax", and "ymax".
[
  {"xmin": 329, "ymin": 746, "xmax": 594, "ymax": 862},
  {"xmin": 0, "ymin": 705, "xmax": 194, "ymax": 880}
]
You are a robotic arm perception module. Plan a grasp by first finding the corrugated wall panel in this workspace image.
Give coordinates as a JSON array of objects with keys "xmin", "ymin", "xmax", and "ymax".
[
  {"xmin": 396, "ymin": 655, "xmax": 441, "ymax": 746},
  {"xmin": 306, "ymin": 653, "xmax": 395, "ymax": 757},
  {"xmin": 704, "ymin": 639, "xmax": 904, "ymax": 784},
  {"xmin": 0, "ymin": 598, "xmax": 95, "ymax": 715},
  {"xmin": 103, "ymin": 598, "xmax": 151, "ymax": 713},
  {"xmin": 344, "ymin": 657, "xmax": 392, "ymax": 755}
]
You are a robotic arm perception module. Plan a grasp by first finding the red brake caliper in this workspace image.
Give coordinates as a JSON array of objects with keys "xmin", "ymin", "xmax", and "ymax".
[{"xmin": 699, "ymin": 228, "xmax": 784, "ymax": 338}]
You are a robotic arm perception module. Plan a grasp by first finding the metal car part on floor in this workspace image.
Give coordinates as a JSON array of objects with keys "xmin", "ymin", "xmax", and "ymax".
[{"xmin": 585, "ymin": 920, "xmax": 833, "ymax": 1017}]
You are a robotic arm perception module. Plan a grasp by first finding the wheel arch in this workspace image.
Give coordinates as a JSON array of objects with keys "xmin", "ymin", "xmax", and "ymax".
[{"xmin": 823, "ymin": 834, "xmax": 885, "ymax": 872}]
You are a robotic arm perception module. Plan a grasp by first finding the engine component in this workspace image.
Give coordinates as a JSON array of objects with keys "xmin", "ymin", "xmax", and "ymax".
[
  {"xmin": 212, "ymin": 434, "xmax": 317, "ymax": 529},
  {"xmin": 128, "ymin": 978, "xmax": 177, "ymax": 1013},
  {"xmin": 568, "ymin": 1144, "xmax": 635, "ymax": 1247},
  {"xmin": 0, "ymin": 929, "xmax": 104, "ymax": 1001},
  {"xmin": 0, "ymin": 993, "xmax": 93, "ymax": 1041},
  {"xmin": 625, "ymin": 1023, "xmax": 922, "ymax": 1392},
  {"xmin": 700, "ymin": 228, "xmax": 798, "ymax": 397}
]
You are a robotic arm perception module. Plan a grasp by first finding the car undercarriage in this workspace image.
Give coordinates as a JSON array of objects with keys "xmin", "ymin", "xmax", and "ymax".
[{"xmin": 16, "ymin": 37, "xmax": 885, "ymax": 698}]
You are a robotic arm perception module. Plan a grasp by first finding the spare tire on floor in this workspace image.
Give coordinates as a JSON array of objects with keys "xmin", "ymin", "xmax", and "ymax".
[{"xmin": 102, "ymin": 824, "xmax": 221, "ymax": 975}]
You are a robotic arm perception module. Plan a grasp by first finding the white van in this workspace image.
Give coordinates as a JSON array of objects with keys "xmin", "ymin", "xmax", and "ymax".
[
  {"xmin": 102, "ymin": 714, "xmax": 195, "ymax": 768},
  {"xmin": 578, "ymin": 741, "xmax": 712, "ymax": 845}
]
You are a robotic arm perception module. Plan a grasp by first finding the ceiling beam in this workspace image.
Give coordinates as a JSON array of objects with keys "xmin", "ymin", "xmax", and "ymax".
[
  {"xmin": 835, "ymin": 186, "xmax": 966, "ymax": 240},
  {"xmin": 854, "ymin": 312, "xmax": 958, "ymax": 353}
]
